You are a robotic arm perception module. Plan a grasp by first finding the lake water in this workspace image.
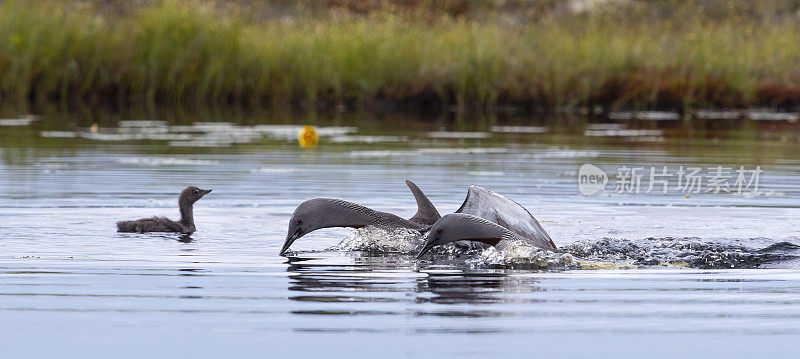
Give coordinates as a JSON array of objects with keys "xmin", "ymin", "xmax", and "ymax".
[{"xmin": 1, "ymin": 111, "xmax": 799, "ymax": 357}]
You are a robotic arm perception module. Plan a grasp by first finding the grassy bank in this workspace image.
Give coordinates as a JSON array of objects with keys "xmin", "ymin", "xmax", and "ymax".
[{"xmin": 2, "ymin": 0, "xmax": 800, "ymax": 113}]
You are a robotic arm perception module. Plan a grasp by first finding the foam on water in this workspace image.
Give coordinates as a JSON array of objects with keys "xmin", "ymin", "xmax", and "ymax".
[
  {"xmin": 328, "ymin": 135, "xmax": 407, "ymax": 143},
  {"xmin": 490, "ymin": 125, "xmax": 547, "ymax": 133},
  {"xmin": 40, "ymin": 122, "xmax": 358, "ymax": 147},
  {"xmin": 420, "ymin": 147, "xmax": 507, "ymax": 154},
  {"xmin": 563, "ymin": 237, "xmax": 800, "ymax": 269},
  {"xmin": 249, "ymin": 167, "xmax": 297, "ymax": 174},
  {"xmin": 584, "ymin": 128, "xmax": 664, "ymax": 137},
  {"xmin": 428, "ymin": 131, "xmax": 491, "ymax": 139},
  {"xmin": 466, "ymin": 244, "xmax": 578, "ymax": 269},
  {"xmin": 0, "ymin": 116, "xmax": 37, "ymax": 126},
  {"xmin": 118, "ymin": 120, "xmax": 168, "ymax": 127},
  {"xmin": 348, "ymin": 147, "xmax": 508, "ymax": 158},
  {"xmin": 609, "ymin": 111, "xmax": 680, "ymax": 121},
  {"xmin": 468, "ymin": 171, "xmax": 505, "ymax": 176},
  {"xmin": 695, "ymin": 110, "xmax": 741, "ymax": 120},
  {"xmin": 328, "ymin": 228, "xmax": 576, "ymax": 269},
  {"xmin": 524, "ymin": 149, "xmax": 601, "ymax": 160},
  {"xmin": 747, "ymin": 110, "xmax": 800, "ymax": 121},
  {"xmin": 331, "ymin": 228, "xmax": 490, "ymax": 257},
  {"xmin": 118, "ymin": 157, "xmax": 218, "ymax": 166},
  {"xmin": 328, "ymin": 230, "xmax": 799, "ymax": 270},
  {"xmin": 331, "ymin": 226, "xmax": 426, "ymax": 253}
]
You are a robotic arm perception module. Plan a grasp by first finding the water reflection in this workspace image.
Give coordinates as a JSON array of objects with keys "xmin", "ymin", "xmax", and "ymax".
[
  {"xmin": 285, "ymin": 253, "xmax": 548, "ymax": 313},
  {"xmin": 420, "ymin": 271, "xmax": 546, "ymax": 306},
  {"xmin": 286, "ymin": 254, "xmax": 414, "ymax": 302}
]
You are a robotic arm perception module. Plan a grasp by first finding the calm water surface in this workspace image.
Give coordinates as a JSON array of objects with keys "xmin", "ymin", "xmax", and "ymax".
[{"xmin": 1, "ymin": 112, "xmax": 800, "ymax": 357}]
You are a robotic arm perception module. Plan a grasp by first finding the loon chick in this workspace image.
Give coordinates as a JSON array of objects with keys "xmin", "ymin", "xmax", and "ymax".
[
  {"xmin": 117, "ymin": 186, "xmax": 212, "ymax": 235},
  {"xmin": 280, "ymin": 180, "xmax": 440, "ymax": 256},
  {"xmin": 416, "ymin": 213, "xmax": 557, "ymax": 259}
]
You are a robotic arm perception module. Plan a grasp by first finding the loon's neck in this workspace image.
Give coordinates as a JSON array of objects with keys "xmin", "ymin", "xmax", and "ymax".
[
  {"xmin": 317, "ymin": 198, "xmax": 428, "ymax": 231},
  {"xmin": 178, "ymin": 199, "xmax": 195, "ymax": 231},
  {"xmin": 374, "ymin": 210, "xmax": 427, "ymax": 231}
]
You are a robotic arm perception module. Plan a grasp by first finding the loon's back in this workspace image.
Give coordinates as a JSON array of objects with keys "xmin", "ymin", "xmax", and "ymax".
[{"xmin": 116, "ymin": 216, "xmax": 191, "ymax": 234}]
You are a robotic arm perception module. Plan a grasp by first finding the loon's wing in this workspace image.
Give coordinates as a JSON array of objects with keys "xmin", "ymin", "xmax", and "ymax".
[
  {"xmin": 455, "ymin": 185, "xmax": 556, "ymax": 250},
  {"xmin": 405, "ymin": 180, "xmax": 441, "ymax": 226}
]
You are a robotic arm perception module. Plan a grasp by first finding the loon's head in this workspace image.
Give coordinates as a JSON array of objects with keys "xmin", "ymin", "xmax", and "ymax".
[
  {"xmin": 179, "ymin": 186, "xmax": 212, "ymax": 205},
  {"xmin": 281, "ymin": 198, "xmax": 375, "ymax": 256},
  {"xmin": 416, "ymin": 213, "xmax": 504, "ymax": 259}
]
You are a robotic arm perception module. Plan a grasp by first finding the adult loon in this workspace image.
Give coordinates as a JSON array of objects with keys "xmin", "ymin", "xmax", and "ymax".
[{"xmin": 280, "ymin": 180, "xmax": 440, "ymax": 255}]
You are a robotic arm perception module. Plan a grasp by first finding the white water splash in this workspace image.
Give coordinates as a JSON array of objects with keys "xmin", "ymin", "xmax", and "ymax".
[
  {"xmin": 563, "ymin": 237, "xmax": 800, "ymax": 269},
  {"xmin": 332, "ymin": 226, "xmax": 425, "ymax": 253},
  {"xmin": 467, "ymin": 241, "xmax": 577, "ymax": 269}
]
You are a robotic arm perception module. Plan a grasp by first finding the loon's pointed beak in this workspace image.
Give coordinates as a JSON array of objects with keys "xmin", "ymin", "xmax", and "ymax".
[
  {"xmin": 202, "ymin": 189, "xmax": 212, "ymax": 195},
  {"xmin": 280, "ymin": 228, "xmax": 303, "ymax": 256},
  {"xmin": 416, "ymin": 236, "xmax": 438, "ymax": 259}
]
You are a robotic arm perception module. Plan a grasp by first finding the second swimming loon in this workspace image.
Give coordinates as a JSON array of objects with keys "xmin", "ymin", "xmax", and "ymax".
[
  {"xmin": 116, "ymin": 186, "xmax": 212, "ymax": 235},
  {"xmin": 416, "ymin": 185, "xmax": 557, "ymax": 258},
  {"xmin": 415, "ymin": 213, "xmax": 557, "ymax": 258}
]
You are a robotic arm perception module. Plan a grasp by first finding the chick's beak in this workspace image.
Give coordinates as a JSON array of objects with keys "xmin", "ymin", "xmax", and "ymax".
[{"xmin": 202, "ymin": 189, "xmax": 212, "ymax": 195}]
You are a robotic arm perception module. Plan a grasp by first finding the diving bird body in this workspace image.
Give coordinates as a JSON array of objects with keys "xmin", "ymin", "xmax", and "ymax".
[
  {"xmin": 417, "ymin": 185, "xmax": 556, "ymax": 258},
  {"xmin": 281, "ymin": 180, "xmax": 440, "ymax": 255},
  {"xmin": 405, "ymin": 179, "xmax": 441, "ymax": 226},
  {"xmin": 455, "ymin": 185, "xmax": 555, "ymax": 248}
]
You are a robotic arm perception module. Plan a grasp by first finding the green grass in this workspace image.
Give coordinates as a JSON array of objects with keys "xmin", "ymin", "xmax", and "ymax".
[{"xmin": 1, "ymin": 0, "xmax": 800, "ymax": 112}]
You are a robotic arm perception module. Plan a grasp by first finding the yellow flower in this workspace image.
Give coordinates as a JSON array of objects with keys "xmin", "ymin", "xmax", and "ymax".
[{"xmin": 298, "ymin": 125, "xmax": 318, "ymax": 148}]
